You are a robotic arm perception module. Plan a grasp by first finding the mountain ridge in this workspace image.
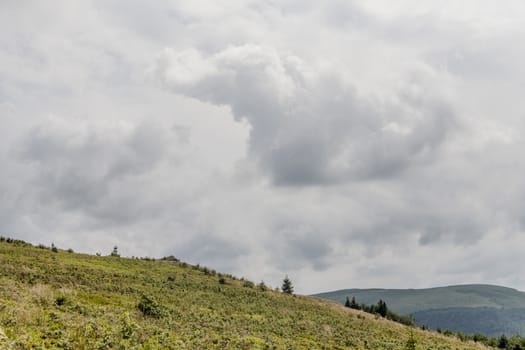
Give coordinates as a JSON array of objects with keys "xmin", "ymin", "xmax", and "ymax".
[{"xmin": 314, "ymin": 284, "xmax": 525, "ymax": 336}]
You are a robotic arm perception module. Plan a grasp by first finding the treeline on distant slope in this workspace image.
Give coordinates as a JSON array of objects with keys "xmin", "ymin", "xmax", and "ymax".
[
  {"xmin": 344, "ymin": 294, "xmax": 525, "ymax": 350},
  {"xmin": 343, "ymin": 296, "xmax": 415, "ymax": 326},
  {"xmin": 437, "ymin": 331, "xmax": 525, "ymax": 350}
]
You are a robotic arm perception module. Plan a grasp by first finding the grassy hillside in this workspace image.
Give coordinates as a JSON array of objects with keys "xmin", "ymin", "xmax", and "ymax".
[
  {"xmin": 314, "ymin": 285, "xmax": 525, "ymax": 337},
  {"xmin": 0, "ymin": 239, "xmax": 491, "ymax": 349}
]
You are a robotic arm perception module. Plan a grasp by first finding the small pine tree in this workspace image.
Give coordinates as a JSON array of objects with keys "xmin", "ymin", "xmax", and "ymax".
[
  {"xmin": 344, "ymin": 296, "xmax": 351, "ymax": 308},
  {"xmin": 281, "ymin": 275, "xmax": 294, "ymax": 295},
  {"xmin": 111, "ymin": 246, "xmax": 120, "ymax": 257},
  {"xmin": 498, "ymin": 335, "xmax": 509, "ymax": 349},
  {"xmin": 376, "ymin": 299, "xmax": 388, "ymax": 317},
  {"xmin": 350, "ymin": 296, "xmax": 359, "ymax": 309},
  {"xmin": 51, "ymin": 243, "xmax": 58, "ymax": 253}
]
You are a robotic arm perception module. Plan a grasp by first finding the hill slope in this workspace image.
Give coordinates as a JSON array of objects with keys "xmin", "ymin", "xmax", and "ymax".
[
  {"xmin": 314, "ymin": 285, "xmax": 525, "ymax": 337},
  {"xmin": 0, "ymin": 239, "xmax": 490, "ymax": 349}
]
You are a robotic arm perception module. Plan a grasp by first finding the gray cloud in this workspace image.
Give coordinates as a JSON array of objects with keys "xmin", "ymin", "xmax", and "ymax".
[
  {"xmin": 2, "ymin": 0, "xmax": 525, "ymax": 294},
  {"xmin": 151, "ymin": 44, "xmax": 456, "ymax": 186},
  {"xmin": 15, "ymin": 117, "xmax": 180, "ymax": 225}
]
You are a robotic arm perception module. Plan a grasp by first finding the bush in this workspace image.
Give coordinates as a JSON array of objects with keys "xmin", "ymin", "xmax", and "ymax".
[
  {"xmin": 218, "ymin": 277, "xmax": 226, "ymax": 285},
  {"xmin": 258, "ymin": 281, "xmax": 268, "ymax": 291},
  {"xmin": 137, "ymin": 294, "xmax": 163, "ymax": 318},
  {"xmin": 161, "ymin": 255, "xmax": 179, "ymax": 262},
  {"xmin": 243, "ymin": 280, "xmax": 254, "ymax": 288},
  {"xmin": 405, "ymin": 333, "xmax": 416, "ymax": 350},
  {"xmin": 55, "ymin": 295, "xmax": 67, "ymax": 306}
]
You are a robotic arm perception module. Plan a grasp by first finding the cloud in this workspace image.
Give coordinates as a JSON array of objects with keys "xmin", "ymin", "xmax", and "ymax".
[
  {"xmin": 3, "ymin": 0, "xmax": 525, "ymax": 294},
  {"xmin": 14, "ymin": 116, "xmax": 181, "ymax": 225},
  {"xmin": 151, "ymin": 44, "xmax": 456, "ymax": 186}
]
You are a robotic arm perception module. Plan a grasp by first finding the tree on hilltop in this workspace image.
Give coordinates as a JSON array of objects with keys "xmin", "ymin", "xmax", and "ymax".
[{"xmin": 281, "ymin": 275, "xmax": 294, "ymax": 295}]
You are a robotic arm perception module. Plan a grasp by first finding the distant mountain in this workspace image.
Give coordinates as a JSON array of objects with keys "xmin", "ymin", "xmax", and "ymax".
[{"xmin": 313, "ymin": 284, "xmax": 525, "ymax": 337}]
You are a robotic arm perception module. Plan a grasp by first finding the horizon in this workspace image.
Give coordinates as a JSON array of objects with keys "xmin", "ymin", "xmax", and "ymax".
[
  {"xmin": 3, "ymin": 234, "xmax": 523, "ymax": 295},
  {"xmin": 2, "ymin": 1, "xmax": 525, "ymax": 295},
  {"xmin": 313, "ymin": 283, "xmax": 524, "ymax": 295}
]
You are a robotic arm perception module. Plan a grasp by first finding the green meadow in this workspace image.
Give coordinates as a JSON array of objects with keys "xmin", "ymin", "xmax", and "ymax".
[{"xmin": 0, "ymin": 239, "xmax": 490, "ymax": 349}]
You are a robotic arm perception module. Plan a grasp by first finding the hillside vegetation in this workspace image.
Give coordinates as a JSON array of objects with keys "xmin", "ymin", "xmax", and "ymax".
[
  {"xmin": 314, "ymin": 285, "xmax": 525, "ymax": 337},
  {"xmin": 0, "ymin": 238, "xmax": 490, "ymax": 349}
]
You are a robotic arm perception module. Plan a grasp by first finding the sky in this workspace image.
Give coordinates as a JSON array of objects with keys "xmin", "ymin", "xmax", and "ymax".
[{"xmin": 2, "ymin": 1, "xmax": 525, "ymax": 294}]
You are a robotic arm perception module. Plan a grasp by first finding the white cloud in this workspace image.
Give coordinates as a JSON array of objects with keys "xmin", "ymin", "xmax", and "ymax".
[
  {"xmin": 152, "ymin": 44, "xmax": 456, "ymax": 185},
  {"xmin": 2, "ymin": 0, "xmax": 525, "ymax": 294}
]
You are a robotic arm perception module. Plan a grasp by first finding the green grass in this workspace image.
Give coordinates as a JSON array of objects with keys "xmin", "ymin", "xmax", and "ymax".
[{"xmin": 0, "ymin": 240, "xmax": 491, "ymax": 349}]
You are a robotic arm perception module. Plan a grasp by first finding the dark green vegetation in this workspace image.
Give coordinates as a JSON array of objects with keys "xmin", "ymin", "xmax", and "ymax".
[
  {"xmin": 314, "ymin": 285, "xmax": 525, "ymax": 337},
  {"xmin": 0, "ymin": 237, "xmax": 491, "ymax": 349},
  {"xmin": 281, "ymin": 276, "xmax": 294, "ymax": 295},
  {"xmin": 344, "ymin": 297, "xmax": 415, "ymax": 326},
  {"xmin": 414, "ymin": 308, "xmax": 525, "ymax": 336}
]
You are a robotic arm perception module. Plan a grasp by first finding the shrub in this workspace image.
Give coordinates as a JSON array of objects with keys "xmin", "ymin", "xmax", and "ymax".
[
  {"xmin": 405, "ymin": 333, "xmax": 416, "ymax": 350},
  {"xmin": 120, "ymin": 313, "xmax": 138, "ymax": 340},
  {"xmin": 243, "ymin": 280, "xmax": 254, "ymax": 288},
  {"xmin": 55, "ymin": 295, "xmax": 67, "ymax": 306},
  {"xmin": 218, "ymin": 277, "xmax": 226, "ymax": 285},
  {"xmin": 161, "ymin": 255, "xmax": 179, "ymax": 262},
  {"xmin": 258, "ymin": 281, "xmax": 268, "ymax": 291},
  {"xmin": 137, "ymin": 294, "xmax": 163, "ymax": 318}
]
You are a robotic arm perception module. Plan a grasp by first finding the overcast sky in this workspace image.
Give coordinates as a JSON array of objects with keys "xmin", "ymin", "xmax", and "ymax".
[{"xmin": 2, "ymin": 1, "xmax": 525, "ymax": 294}]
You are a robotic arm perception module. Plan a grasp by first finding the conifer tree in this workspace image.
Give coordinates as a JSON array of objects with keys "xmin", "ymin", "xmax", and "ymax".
[
  {"xmin": 376, "ymin": 299, "xmax": 388, "ymax": 317},
  {"xmin": 281, "ymin": 275, "xmax": 294, "ymax": 294},
  {"xmin": 345, "ymin": 297, "xmax": 351, "ymax": 308},
  {"xmin": 498, "ymin": 335, "xmax": 509, "ymax": 349},
  {"xmin": 350, "ymin": 296, "xmax": 359, "ymax": 309}
]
